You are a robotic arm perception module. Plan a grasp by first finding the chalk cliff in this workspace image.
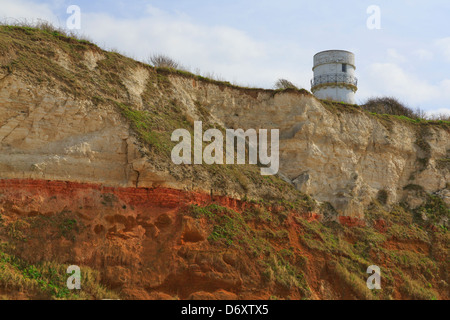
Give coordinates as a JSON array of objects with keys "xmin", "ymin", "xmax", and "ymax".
[{"xmin": 1, "ymin": 45, "xmax": 448, "ymax": 218}]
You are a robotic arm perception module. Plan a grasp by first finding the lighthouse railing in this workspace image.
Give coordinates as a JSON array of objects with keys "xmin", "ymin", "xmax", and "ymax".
[{"xmin": 311, "ymin": 74, "xmax": 358, "ymax": 88}]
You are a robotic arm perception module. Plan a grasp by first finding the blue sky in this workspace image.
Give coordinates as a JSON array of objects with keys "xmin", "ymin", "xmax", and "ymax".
[{"xmin": 1, "ymin": 0, "xmax": 449, "ymax": 114}]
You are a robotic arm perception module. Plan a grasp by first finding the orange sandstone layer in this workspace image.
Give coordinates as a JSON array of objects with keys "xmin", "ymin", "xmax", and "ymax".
[
  {"xmin": 0, "ymin": 178, "xmax": 445, "ymax": 300},
  {"xmin": 0, "ymin": 178, "xmax": 244, "ymax": 210},
  {"xmin": 0, "ymin": 178, "xmax": 258, "ymax": 299}
]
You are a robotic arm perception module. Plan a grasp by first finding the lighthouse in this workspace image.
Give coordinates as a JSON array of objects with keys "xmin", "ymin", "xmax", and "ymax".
[{"xmin": 311, "ymin": 50, "xmax": 358, "ymax": 104}]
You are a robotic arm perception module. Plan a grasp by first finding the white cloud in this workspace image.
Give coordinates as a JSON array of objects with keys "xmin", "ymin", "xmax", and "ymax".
[
  {"xmin": 79, "ymin": 6, "xmax": 315, "ymax": 89},
  {"xmin": 413, "ymin": 49, "xmax": 434, "ymax": 61},
  {"xmin": 365, "ymin": 62, "xmax": 450, "ymax": 110},
  {"xmin": 367, "ymin": 63, "xmax": 435, "ymax": 101},
  {"xmin": 0, "ymin": 0, "xmax": 58, "ymax": 24},
  {"xmin": 425, "ymin": 108, "xmax": 450, "ymax": 118},
  {"xmin": 435, "ymin": 37, "xmax": 450, "ymax": 62},
  {"xmin": 0, "ymin": 1, "xmax": 311, "ymax": 88},
  {"xmin": 387, "ymin": 48, "xmax": 406, "ymax": 63},
  {"xmin": 82, "ymin": 8, "xmax": 266, "ymax": 66},
  {"xmin": 145, "ymin": 4, "xmax": 165, "ymax": 17}
]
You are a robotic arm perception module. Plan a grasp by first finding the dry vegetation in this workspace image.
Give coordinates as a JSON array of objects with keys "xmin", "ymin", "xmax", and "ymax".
[
  {"xmin": 274, "ymin": 79, "xmax": 300, "ymax": 90},
  {"xmin": 362, "ymin": 96, "xmax": 450, "ymax": 121},
  {"xmin": 147, "ymin": 53, "xmax": 181, "ymax": 69}
]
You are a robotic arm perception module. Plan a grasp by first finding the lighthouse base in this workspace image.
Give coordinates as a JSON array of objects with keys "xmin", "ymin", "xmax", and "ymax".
[{"xmin": 312, "ymin": 87, "xmax": 356, "ymax": 105}]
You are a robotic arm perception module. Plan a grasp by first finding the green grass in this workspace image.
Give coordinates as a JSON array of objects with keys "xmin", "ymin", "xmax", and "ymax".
[
  {"xmin": 378, "ymin": 113, "xmax": 450, "ymax": 128},
  {"xmin": 58, "ymin": 219, "xmax": 78, "ymax": 239},
  {"xmin": 0, "ymin": 245, "xmax": 119, "ymax": 300},
  {"xmin": 188, "ymin": 204, "xmax": 251, "ymax": 247},
  {"xmin": 400, "ymin": 274, "xmax": 438, "ymax": 300},
  {"xmin": 186, "ymin": 203, "xmax": 312, "ymax": 297},
  {"xmin": 185, "ymin": 197, "xmax": 443, "ymax": 300},
  {"xmin": 115, "ymin": 102, "xmax": 178, "ymax": 156},
  {"xmin": 321, "ymin": 98, "xmax": 450, "ymax": 129},
  {"xmin": 414, "ymin": 194, "xmax": 449, "ymax": 227},
  {"xmin": 332, "ymin": 259, "xmax": 375, "ymax": 300}
]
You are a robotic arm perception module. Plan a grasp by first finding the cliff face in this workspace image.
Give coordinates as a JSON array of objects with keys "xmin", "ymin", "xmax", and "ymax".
[
  {"xmin": 168, "ymin": 77, "xmax": 450, "ymax": 217},
  {"xmin": 0, "ymin": 26, "xmax": 448, "ymax": 300},
  {"xmin": 0, "ymin": 179, "xmax": 249, "ymax": 300}
]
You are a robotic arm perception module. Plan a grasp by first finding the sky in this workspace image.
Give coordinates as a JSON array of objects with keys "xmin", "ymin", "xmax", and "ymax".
[{"xmin": 1, "ymin": 0, "xmax": 449, "ymax": 115}]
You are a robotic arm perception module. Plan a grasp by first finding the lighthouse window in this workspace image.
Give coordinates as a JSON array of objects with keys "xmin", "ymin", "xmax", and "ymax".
[{"xmin": 342, "ymin": 64, "xmax": 347, "ymax": 72}]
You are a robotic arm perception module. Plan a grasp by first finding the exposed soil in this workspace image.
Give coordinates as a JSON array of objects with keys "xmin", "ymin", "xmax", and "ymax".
[{"xmin": 0, "ymin": 179, "xmax": 447, "ymax": 300}]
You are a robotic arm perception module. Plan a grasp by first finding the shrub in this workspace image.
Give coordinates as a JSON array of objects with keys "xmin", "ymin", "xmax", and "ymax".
[
  {"xmin": 403, "ymin": 184, "xmax": 425, "ymax": 192},
  {"xmin": 362, "ymin": 97, "xmax": 450, "ymax": 122},
  {"xmin": 148, "ymin": 54, "xmax": 180, "ymax": 69},
  {"xmin": 377, "ymin": 189, "xmax": 389, "ymax": 205},
  {"xmin": 401, "ymin": 275, "xmax": 437, "ymax": 300},
  {"xmin": 362, "ymin": 97, "xmax": 417, "ymax": 118},
  {"xmin": 274, "ymin": 79, "xmax": 299, "ymax": 90}
]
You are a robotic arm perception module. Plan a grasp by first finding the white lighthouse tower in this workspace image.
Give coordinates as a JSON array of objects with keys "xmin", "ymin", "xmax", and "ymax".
[{"xmin": 311, "ymin": 50, "xmax": 358, "ymax": 104}]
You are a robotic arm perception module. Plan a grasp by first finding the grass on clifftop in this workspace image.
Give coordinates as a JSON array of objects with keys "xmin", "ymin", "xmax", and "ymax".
[
  {"xmin": 0, "ymin": 24, "xmax": 312, "ymax": 97},
  {"xmin": 320, "ymin": 99, "xmax": 450, "ymax": 129},
  {"xmin": 0, "ymin": 23, "xmax": 446, "ymax": 129}
]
